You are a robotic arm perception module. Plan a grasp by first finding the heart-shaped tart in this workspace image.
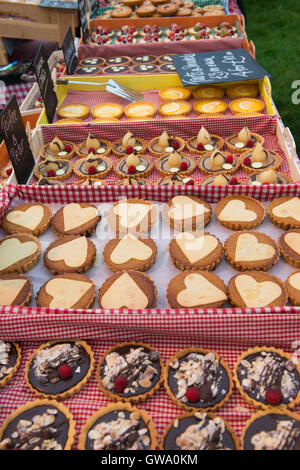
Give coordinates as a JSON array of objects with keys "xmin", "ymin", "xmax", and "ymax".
[
  {"xmin": 2, "ymin": 203, "xmax": 52, "ymax": 236},
  {"xmin": 268, "ymin": 196, "xmax": 300, "ymax": 229},
  {"xmin": 98, "ymin": 271, "xmax": 156, "ymax": 309},
  {"xmin": 44, "ymin": 236, "xmax": 96, "ymax": 274},
  {"xmin": 51, "ymin": 203, "xmax": 101, "ymax": 236},
  {"xmin": 286, "ymin": 270, "xmax": 300, "ymax": 306},
  {"xmin": 107, "ymin": 199, "xmax": 157, "ymax": 234},
  {"xmin": 215, "ymin": 196, "xmax": 265, "ymax": 230},
  {"xmin": 162, "ymin": 196, "xmax": 212, "ymax": 231},
  {"xmin": 224, "ymin": 231, "xmax": 279, "ymax": 271},
  {"xmin": 0, "ymin": 274, "xmax": 32, "ymax": 307},
  {"xmin": 228, "ymin": 271, "xmax": 287, "ymax": 308},
  {"xmin": 278, "ymin": 229, "xmax": 300, "ymax": 267},
  {"xmin": 169, "ymin": 232, "xmax": 223, "ymax": 271},
  {"xmin": 0, "ymin": 234, "xmax": 41, "ymax": 273},
  {"xmin": 0, "ymin": 340, "xmax": 21, "ymax": 388}
]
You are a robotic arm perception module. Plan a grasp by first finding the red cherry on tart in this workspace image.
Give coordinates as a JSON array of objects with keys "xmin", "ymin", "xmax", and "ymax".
[
  {"xmin": 180, "ymin": 161, "xmax": 188, "ymax": 171},
  {"xmin": 6, "ymin": 168, "xmax": 13, "ymax": 176},
  {"xmin": 128, "ymin": 165, "xmax": 136, "ymax": 174},
  {"xmin": 58, "ymin": 364, "xmax": 73, "ymax": 379},
  {"xmin": 126, "ymin": 146, "xmax": 134, "ymax": 155},
  {"xmin": 244, "ymin": 157, "xmax": 252, "ymax": 167},
  {"xmin": 172, "ymin": 140, "xmax": 180, "ymax": 150},
  {"xmin": 47, "ymin": 170, "xmax": 56, "ymax": 177},
  {"xmin": 88, "ymin": 166, "xmax": 97, "ymax": 175},
  {"xmin": 114, "ymin": 376, "xmax": 127, "ymax": 393},
  {"xmin": 265, "ymin": 389, "xmax": 283, "ymax": 405},
  {"xmin": 247, "ymin": 140, "xmax": 254, "ymax": 147},
  {"xmin": 197, "ymin": 143, "xmax": 204, "ymax": 151},
  {"xmin": 230, "ymin": 177, "xmax": 238, "ymax": 185},
  {"xmin": 225, "ymin": 155, "xmax": 233, "ymax": 164},
  {"xmin": 186, "ymin": 386, "xmax": 200, "ymax": 403},
  {"xmin": 64, "ymin": 145, "xmax": 72, "ymax": 153},
  {"xmin": 88, "ymin": 148, "xmax": 96, "ymax": 154}
]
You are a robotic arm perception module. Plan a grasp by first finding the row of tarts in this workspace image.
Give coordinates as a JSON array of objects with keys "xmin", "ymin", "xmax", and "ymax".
[{"xmin": 0, "ymin": 340, "xmax": 300, "ymax": 450}]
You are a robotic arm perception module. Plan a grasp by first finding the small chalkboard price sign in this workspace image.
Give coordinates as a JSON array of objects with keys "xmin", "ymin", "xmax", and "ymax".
[
  {"xmin": 39, "ymin": 0, "xmax": 78, "ymax": 9},
  {"xmin": 78, "ymin": 0, "xmax": 89, "ymax": 43},
  {"xmin": 62, "ymin": 27, "xmax": 78, "ymax": 75},
  {"xmin": 172, "ymin": 49, "xmax": 270, "ymax": 87},
  {"xmin": 33, "ymin": 45, "xmax": 58, "ymax": 123},
  {"xmin": 0, "ymin": 95, "xmax": 35, "ymax": 184}
]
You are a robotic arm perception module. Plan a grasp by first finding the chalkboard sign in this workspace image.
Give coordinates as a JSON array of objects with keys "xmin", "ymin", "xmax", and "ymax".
[
  {"xmin": 78, "ymin": 0, "xmax": 89, "ymax": 43},
  {"xmin": 62, "ymin": 27, "xmax": 78, "ymax": 75},
  {"xmin": 0, "ymin": 95, "xmax": 35, "ymax": 184},
  {"xmin": 33, "ymin": 45, "xmax": 58, "ymax": 123},
  {"xmin": 172, "ymin": 49, "xmax": 270, "ymax": 87},
  {"xmin": 39, "ymin": 0, "xmax": 78, "ymax": 10}
]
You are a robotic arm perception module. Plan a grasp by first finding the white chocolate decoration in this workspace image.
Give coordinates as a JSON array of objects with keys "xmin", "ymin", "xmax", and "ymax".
[
  {"xmin": 110, "ymin": 234, "xmax": 153, "ymax": 264},
  {"xmin": 197, "ymin": 126, "xmax": 211, "ymax": 145},
  {"xmin": 46, "ymin": 278, "xmax": 92, "ymax": 308},
  {"xmin": 175, "ymin": 232, "xmax": 218, "ymax": 264},
  {"xmin": 158, "ymin": 130, "xmax": 169, "ymax": 149},
  {"xmin": 272, "ymin": 198, "xmax": 300, "ymax": 222},
  {"xmin": 235, "ymin": 274, "xmax": 282, "ymax": 307},
  {"xmin": 235, "ymin": 233, "xmax": 276, "ymax": 262},
  {"xmin": 0, "ymin": 279, "xmax": 27, "ymax": 305},
  {"xmin": 168, "ymin": 196, "xmax": 209, "ymax": 221},
  {"xmin": 284, "ymin": 232, "xmax": 300, "ymax": 255},
  {"xmin": 49, "ymin": 136, "xmax": 64, "ymax": 154},
  {"xmin": 168, "ymin": 152, "xmax": 182, "ymax": 169},
  {"xmin": 126, "ymin": 153, "xmax": 140, "ymax": 168},
  {"xmin": 47, "ymin": 237, "xmax": 88, "ymax": 267},
  {"xmin": 122, "ymin": 131, "xmax": 136, "ymax": 149},
  {"xmin": 6, "ymin": 205, "xmax": 44, "ymax": 230},
  {"xmin": 177, "ymin": 273, "xmax": 226, "ymax": 307},
  {"xmin": 288, "ymin": 272, "xmax": 300, "ymax": 291},
  {"xmin": 219, "ymin": 200, "xmax": 257, "ymax": 222},
  {"xmin": 252, "ymin": 142, "xmax": 267, "ymax": 162},
  {"xmin": 0, "ymin": 238, "xmax": 38, "ymax": 271},
  {"xmin": 237, "ymin": 126, "xmax": 251, "ymax": 144},
  {"xmin": 63, "ymin": 203, "xmax": 99, "ymax": 232},
  {"xmin": 100, "ymin": 272, "xmax": 149, "ymax": 309},
  {"xmin": 114, "ymin": 202, "xmax": 152, "ymax": 229}
]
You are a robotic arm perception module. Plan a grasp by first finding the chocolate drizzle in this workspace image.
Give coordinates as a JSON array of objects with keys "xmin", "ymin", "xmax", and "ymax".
[
  {"xmin": 77, "ymin": 158, "xmax": 108, "ymax": 175},
  {"xmin": 39, "ymin": 161, "xmax": 70, "ymax": 177},
  {"xmin": 116, "ymin": 156, "xmax": 150, "ymax": 176},
  {"xmin": 160, "ymin": 155, "xmax": 193, "ymax": 173}
]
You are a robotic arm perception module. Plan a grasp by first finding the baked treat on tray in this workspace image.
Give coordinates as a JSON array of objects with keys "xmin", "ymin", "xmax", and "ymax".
[
  {"xmin": 124, "ymin": 101, "xmax": 156, "ymax": 119},
  {"xmin": 159, "ymin": 63, "xmax": 177, "ymax": 73},
  {"xmin": 78, "ymin": 403, "xmax": 157, "ymax": 450},
  {"xmin": 57, "ymin": 103, "xmax": 90, "ymax": 120},
  {"xmin": 79, "ymin": 57, "xmax": 106, "ymax": 67},
  {"xmin": 148, "ymin": 130, "xmax": 185, "ymax": 157},
  {"xmin": 40, "ymin": 136, "xmax": 75, "ymax": 160},
  {"xmin": 192, "ymin": 84, "xmax": 224, "ymax": 100},
  {"xmin": 286, "ymin": 271, "xmax": 300, "ymax": 306},
  {"xmin": 112, "ymin": 131, "xmax": 147, "ymax": 157},
  {"xmin": 158, "ymin": 174, "xmax": 195, "ymax": 186},
  {"xmin": 34, "ymin": 159, "xmax": 73, "ymax": 181},
  {"xmin": 74, "ymin": 154, "xmax": 112, "ymax": 179},
  {"xmin": 186, "ymin": 126, "xmax": 223, "ymax": 155},
  {"xmin": 76, "ymin": 134, "xmax": 112, "ymax": 158},
  {"xmin": 159, "ymin": 87, "xmax": 191, "ymax": 101},
  {"xmin": 103, "ymin": 65, "xmax": 130, "ymax": 74},
  {"xmin": 44, "ymin": 236, "xmax": 96, "ymax": 274},
  {"xmin": 103, "ymin": 233, "xmax": 157, "ymax": 272},
  {"xmin": 132, "ymin": 55, "xmax": 157, "ymax": 65},
  {"xmin": 164, "ymin": 348, "xmax": 232, "ymax": 411},
  {"xmin": 159, "ymin": 100, "xmax": 192, "ymax": 117},
  {"xmin": 228, "ymin": 271, "xmax": 287, "ymax": 308},
  {"xmin": 106, "ymin": 56, "xmax": 132, "ymax": 66},
  {"xmin": 201, "ymin": 174, "xmax": 242, "ymax": 186},
  {"xmin": 92, "ymin": 103, "xmax": 124, "ymax": 120},
  {"xmin": 114, "ymin": 152, "xmax": 153, "ymax": 179},
  {"xmin": 107, "ymin": 199, "xmax": 157, "ymax": 234},
  {"xmin": 0, "ymin": 234, "xmax": 41, "ymax": 274},
  {"xmin": 234, "ymin": 347, "xmax": 300, "ymax": 409},
  {"xmin": 215, "ymin": 195, "xmax": 265, "ymax": 230},
  {"xmin": 241, "ymin": 409, "xmax": 300, "ymax": 450},
  {"xmin": 156, "ymin": 151, "xmax": 196, "ymax": 177},
  {"xmin": 0, "ymin": 274, "xmax": 32, "ymax": 307},
  {"xmin": 225, "ymin": 126, "xmax": 264, "ymax": 153},
  {"xmin": 75, "ymin": 66, "xmax": 101, "ymax": 75},
  {"xmin": 198, "ymin": 150, "xmax": 239, "ymax": 175},
  {"xmin": 194, "ymin": 99, "xmax": 227, "ymax": 116},
  {"xmin": 118, "ymin": 176, "xmax": 152, "ymax": 185},
  {"xmin": 158, "ymin": 54, "xmax": 174, "ymax": 64},
  {"xmin": 98, "ymin": 271, "xmax": 157, "ymax": 309},
  {"xmin": 161, "ymin": 412, "xmax": 239, "ymax": 450},
  {"xmin": 1, "ymin": 203, "xmax": 52, "ymax": 236},
  {"xmin": 268, "ymin": 196, "xmax": 300, "ymax": 229},
  {"xmin": 169, "ymin": 232, "xmax": 223, "ymax": 271},
  {"xmin": 97, "ymin": 342, "xmax": 163, "ymax": 402},
  {"xmin": 247, "ymin": 169, "xmax": 292, "ymax": 185},
  {"xmin": 25, "ymin": 340, "xmax": 94, "ymax": 400},
  {"xmin": 241, "ymin": 143, "xmax": 282, "ymax": 173},
  {"xmin": 73, "ymin": 178, "xmax": 106, "ymax": 187},
  {"xmin": 51, "ymin": 203, "xmax": 101, "ymax": 237},
  {"xmin": 230, "ymin": 98, "xmax": 265, "ymax": 115},
  {"xmin": 0, "ymin": 399, "xmax": 76, "ymax": 450},
  {"xmin": 278, "ymin": 229, "xmax": 300, "ymax": 267},
  {"xmin": 224, "ymin": 231, "xmax": 279, "ymax": 271},
  {"xmin": 162, "ymin": 195, "xmax": 212, "ymax": 231},
  {"xmin": 0, "ymin": 341, "xmax": 21, "ymax": 388},
  {"xmin": 132, "ymin": 64, "xmax": 158, "ymax": 74},
  {"xmin": 226, "ymin": 83, "xmax": 259, "ymax": 99}
]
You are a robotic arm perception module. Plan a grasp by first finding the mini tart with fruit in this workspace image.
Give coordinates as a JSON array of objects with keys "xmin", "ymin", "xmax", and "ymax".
[
  {"xmin": 148, "ymin": 130, "xmax": 185, "ymax": 157},
  {"xmin": 34, "ymin": 159, "xmax": 73, "ymax": 181},
  {"xmin": 186, "ymin": 126, "xmax": 223, "ymax": 155},
  {"xmin": 158, "ymin": 174, "xmax": 196, "ymax": 186},
  {"xmin": 159, "ymin": 100, "xmax": 192, "ymax": 117},
  {"xmin": 226, "ymin": 83, "xmax": 259, "ymax": 99},
  {"xmin": 0, "ymin": 340, "xmax": 21, "ymax": 388},
  {"xmin": 164, "ymin": 348, "xmax": 232, "ymax": 412},
  {"xmin": 0, "ymin": 233, "xmax": 41, "ymax": 274},
  {"xmin": 165, "ymin": 23, "xmax": 187, "ymax": 37},
  {"xmin": 125, "ymin": 101, "xmax": 156, "ymax": 119},
  {"xmin": 161, "ymin": 411, "xmax": 239, "ymax": 450},
  {"xmin": 201, "ymin": 174, "xmax": 242, "ymax": 186},
  {"xmin": 229, "ymin": 98, "xmax": 265, "ymax": 115},
  {"xmin": 233, "ymin": 347, "xmax": 300, "ymax": 410},
  {"xmin": 241, "ymin": 143, "xmax": 282, "ymax": 173},
  {"xmin": 278, "ymin": 230, "xmax": 300, "ymax": 268},
  {"xmin": 0, "ymin": 399, "xmax": 76, "ymax": 450},
  {"xmin": 192, "ymin": 85, "xmax": 224, "ymax": 100},
  {"xmin": 1, "ymin": 202, "xmax": 52, "ymax": 237},
  {"xmin": 286, "ymin": 270, "xmax": 300, "ymax": 306},
  {"xmin": 97, "ymin": 342, "xmax": 163, "ymax": 403},
  {"xmin": 268, "ymin": 196, "xmax": 300, "ymax": 229},
  {"xmin": 159, "ymin": 87, "xmax": 191, "ymax": 102},
  {"xmin": 215, "ymin": 195, "xmax": 265, "ymax": 230},
  {"xmin": 74, "ymin": 154, "xmax": 112, "ymax": 179},
  {"xmin": 73, "ymin": 178, "xmax": 107, "ymax": 187},
  {"xmin": 198, "ymin": 150, "xmax": 239, "ymax": 175},
  {"xmin": 162, "ymin": 195, "xmax": 212, "ymax": 231},
  {"xmin": 225, "ymin": 126, "xmax": 264, "ymax": 154},
  {"xmin": 112, "ymin": 131, "xmax": 147, "ymax": 157},
  {"xmin": 76, "ymin": 133, "xmax": 112, "ymax": 158},
  {"xmin": 156, "ymin": 151, "xmax": 196, "ymax": 177},
  {"xmin": 194, "ymin": 99, "xmax": 227, "ymax": 116},
  {"xmin": 213, "ymin": 22, "xmax": 238, "ymax": 37},
  {"xmin": 25, "ymin": 340, "xmax": 94, "ymax": 400},
  {"xmin": 78, "ymin": 403, "xmax": 157, "ymax": 450},
  {"xmin": 117, "ymin": 176, "xmax": 152, "ymax": 186},
  {"xmin": 247, "ymin": 170, "xmax": 292, "ymax": 185},
  {"xmin": 40, "ymin": 136, "xmax": 75, "ymax": 160},
  {"xmin": 114, "ymin": 152, "xmax": 153, "ymax": 179},
  {"xmin": 139, "ymin": 24, "xmax": 162, "ymax": 37},
  {"xmin": 92, "ymin": 103, "xmax": 124, "ymax": 120},
  {"xmin": 56, "ymin": 103, "xmax": 90, "ymax": 120}
]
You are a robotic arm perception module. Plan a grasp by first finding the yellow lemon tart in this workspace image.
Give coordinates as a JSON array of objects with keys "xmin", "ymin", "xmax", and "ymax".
[
  {"xmin": 159, "ymin": 100, "xmax": 191, "ymax": 117},
  {"xmin": 192, "ymin": 85, "xmax": 225, "ymax": 100},
  {"xmin": 92, "ymin": 103, "xmax": 124, "ymax": 120},
  {"xmin": 194, "ymin": 99, "xmax": 227, "ymax": 115},
  {"xmin": 229, "ymin": 98, "xmax": 265, "ymax": 115},
  {"xmin": 124, "ymin": 101, "xmax": 156, "ymax": 119},
  {"xmin": 57, "ymin": 103, "xmax": 90, "ymax": 120},
  {"xmin": 226, "ymin": 83, "xmax": 259, "ymax": 99},
  {"xmin": 159, "ymin": 87, "xmax": 191, "ymax": 101}
]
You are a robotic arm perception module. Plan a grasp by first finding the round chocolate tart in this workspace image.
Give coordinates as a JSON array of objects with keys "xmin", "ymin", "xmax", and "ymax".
[
  {"xmin": 0, "ymin": 341, "xmax": 21, "ymax": 388},
  {"xmin": 0, "ymin": 233, "xmax": 41, "ymax": 274},
  {"xmin": 75, "ymin": 65, "xmax": 101, "ymax": 75},
  {"xmin": 161, "ymin": 412, "xmax": 239, "ymax": 450},
  {"xmin": 242, "ymin": 409, "xmax": 300, "ymax": 450},
  {"xmin": 25, "ymin": 340, "xmax": 94, "ymax": 400},
  {"xmin": 215, "ymin": 195, "xmax": 265, "ymax": 230},
  {"xmin": 158, "ymin": 174, "xmax": 195, "ymax": 186},
  {"xmin": 103, "ymin": 234, "xmax": 157, "ymax": 272},
  {"xmin": 36, "ymin": 273, "xmax": 96, "ymax": 309},
  {"xmin": 268, "ymin": 196, "xmax": 300, "ymax": 229},
  {"xmin": 76, "ymin": 138, "xmax": 112, "ymax": 158},
  {"xmin": 162, "ymin": 195, "xmax": 212, "ymax": 231},
  {"xmin": 159, "ymin": 63, "xmax": 177, "ymax": 73},
  {"xmin": 40, "ymin": 140, "xmax": 75, "ymax": 160},
  {"xmin": 105, "ymin": 56, "xmax": 131, "ymax": 66},
  {"xmin": 148, "ymin": 134, "xmax": 185, "ymax": 157},
  {"xmin": 117, "ymin": 176, "xmax": 152, "ymax": 186},
  {"xmin": 201, "ymin": 174, "xmax": 242, "ymax": 186},
  {"xmin": 225, "ymin": 129, "xmax": 264, "ymax": 154},
  {"xmin": 34, "ymin": 159, "xmax": 73, "ymax": 181},
  {"xmin": 98, "ymin": 271, "xmax": 157, "ymax": 309},
  {"xmin": 114, "ymin": 155, "xmax": 153, "ymax": 179},
  {"xmin": 167, "ymin": 270, "xmax": 227, "ymax": 309},
  {"xmin": 78, "ymin": 403, "xmax": 157, "ymax": 450},
  {"xmin": 169, "ymin": 232, "xmax": 223, "ymax": 271},
  {"xmin": 0, "ymin": 274, "xmax": 32, "ymax": 306},
  {"xmin": 234, "ymin": 347, "xmax": 300, "ymax": 409},
  {"xmin": 286, "ymin": 270, "xmax": 300, "ymax": 306},
  {"xmin": 132, "ymin": 64, "xmax": 158, "ymax": 74},
  {"xmin": 165, "ymin": 348, "xmax": 233, "ymax": 412},
  {"xmin": 51, "ymin": 203, "xmax": 101, "ymax": 237},
  {"xmin": 103, "ymin": 65, "xmax": 130, "ymax": 74},
  {"xmin": 132, "ymin": 55, "xmax": 157, "ymax": 64},
  {"xmin": 241, "ymin": 148, "xmax": 282, "ymax": 173},
  {"xmin": 186, "ymin": 133, "xmax": 223, "ymax": 156},
  {"xmin": 74, "ymin": 156, "xmax": 112, "ymax": 179},
  {"xmin": 1, "ymin": 203, "xmax": 52, "ymax": 237},
  {"xmin": 112, "ymin": 134, "xmax": 147, "ymax": 158},
  {"xmin": 158, "ymin": 54, "xmax": 174, "ymax": 64},
  {"xmin": 0, "ymin": 399, "xmax": 76, "ymax": 450},
  {"xmin": 198, "ymin": 151, "xmax": 239, "ymax": 175},
  {"xmin": 228, "ymin": 271, "xmax": 287, "ymax": 308},
  {"xmin": 156, "ymin": 153, "xmax": 196, "ymax": 177},
  {"xmin": 247, "ymin": 171, "xmax": 292, "ymax": 186},
  {"xmin": 107, "ymin": 199, "xmax": 157, "ymax": 234},
  {"xmin": 97, "ymin": 342, "xmax": 163, "ymax": 402},
  {"xmin": 79, "ymin": 57, "xmax": 105, "ymax": 67},
  {"xmin": 44, "ymin": 236, "xmax": 96, "ymax": 274},
  {"xmin": 278, "ymin": 229, "xmax": 300, "ymax": 267},
  {"xmin": 224, "ymin": 231, "xmax": 279, "ymax": 271}
]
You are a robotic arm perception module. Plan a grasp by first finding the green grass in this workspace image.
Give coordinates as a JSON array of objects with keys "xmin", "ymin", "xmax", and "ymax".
[{"xmin": 243, "ymin": 0, "xmax": 300, "ymax": 150}]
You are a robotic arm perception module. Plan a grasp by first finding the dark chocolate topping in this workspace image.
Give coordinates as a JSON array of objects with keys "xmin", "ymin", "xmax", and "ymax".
[
  {"xmin": 77, "ymin": 158, "xmax": 108, "ymax": 175},
  {"xmin": 116, "ymin": 156, "xmax": 150, "ymax": 176},
  {"xmin": 159, "ymin": 155, "xmax": 194, "ymax": 173},
  {"xmin": 200, "ymin": 152, "xmax": 236, "ymax": 173},
  {"xmin": 39, "ymin": 161, "xmax": 70, "ymax": 177}
]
